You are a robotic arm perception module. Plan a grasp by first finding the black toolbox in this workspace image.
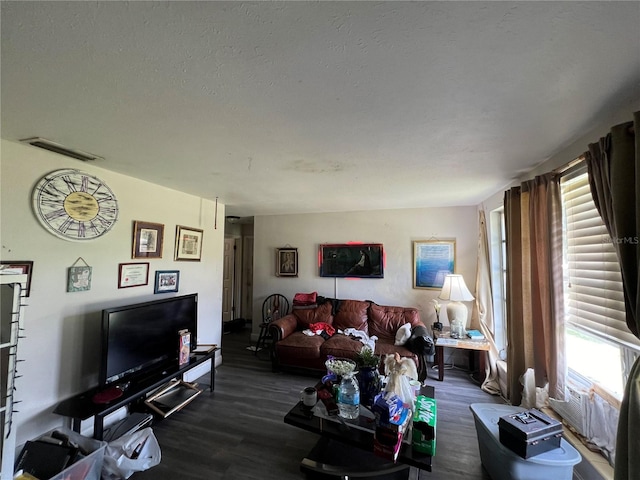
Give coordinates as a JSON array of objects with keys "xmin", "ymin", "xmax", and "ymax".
[{"xmin": 498, "ymin": 408, "xmax": 563, "ymax": 459}]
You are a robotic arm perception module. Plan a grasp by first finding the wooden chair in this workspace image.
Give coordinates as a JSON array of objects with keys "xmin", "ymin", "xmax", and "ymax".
[{"xmin": 254, "ymin": 294, "xmax": 290, "ymax": 355}]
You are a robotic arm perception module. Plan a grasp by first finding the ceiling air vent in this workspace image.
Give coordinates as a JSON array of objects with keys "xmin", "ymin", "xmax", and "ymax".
[{"xmin": 20, "ymin": 137, "xmax": 103, "ymax": 162}]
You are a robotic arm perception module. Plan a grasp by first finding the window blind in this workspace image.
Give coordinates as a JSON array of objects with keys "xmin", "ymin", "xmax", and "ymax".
[{"xmin": 561, "ymin": 167, "xmax": 640, "ymax": 351}]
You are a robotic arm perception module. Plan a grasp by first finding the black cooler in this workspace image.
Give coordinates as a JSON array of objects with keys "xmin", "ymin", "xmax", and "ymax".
[{"xmin": 498, "ymin": 409, "xmax": 563, "ymax": 459}]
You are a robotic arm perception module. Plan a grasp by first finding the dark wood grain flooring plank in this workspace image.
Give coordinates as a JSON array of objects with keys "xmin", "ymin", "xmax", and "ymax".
[{"xmin": 132, "ymin": 325, "xmax": 504, "ymax": 479}]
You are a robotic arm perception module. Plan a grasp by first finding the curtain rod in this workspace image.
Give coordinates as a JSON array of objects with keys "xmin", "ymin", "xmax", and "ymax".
[
  {"xmin": 553, "ymin": 155, "xmax": 585, "ymax": 174},
  {"xmin": 552, "ymin": 122, "xmax": 634, "ymax": 175}
]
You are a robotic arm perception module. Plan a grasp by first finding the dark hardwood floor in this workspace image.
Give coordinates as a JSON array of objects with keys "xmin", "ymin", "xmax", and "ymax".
[{"xmin": 132, "ymin": 324, "xmax": 504, "ymax": 480}]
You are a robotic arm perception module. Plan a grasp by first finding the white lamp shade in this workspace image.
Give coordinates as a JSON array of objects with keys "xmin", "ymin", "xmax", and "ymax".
[{"xmin": 438, "ymin": 274, "xmax": 474, "ymax": 302}]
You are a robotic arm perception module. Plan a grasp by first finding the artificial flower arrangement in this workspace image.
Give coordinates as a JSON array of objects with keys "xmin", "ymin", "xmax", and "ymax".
[
  {"xmin": 325, "ymin": 356, "xmax": 357, "ymax": 377},
  {"xmin": 430, "ymin": 299, "xmax": 443, "ymax": 331},
  {"xmin": 430, "ymin": 298, "xmax": 441, "ymax": 316}
]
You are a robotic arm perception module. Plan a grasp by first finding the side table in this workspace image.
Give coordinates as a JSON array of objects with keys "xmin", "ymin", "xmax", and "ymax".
[{"xmin": 432, "ymin": 328, "xmax": 490, "ymax": 382}]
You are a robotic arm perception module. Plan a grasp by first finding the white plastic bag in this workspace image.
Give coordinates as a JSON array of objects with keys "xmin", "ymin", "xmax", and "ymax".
[{"xmin": 102, "ymin": 427, "xmax": 161, "ymax": 479}]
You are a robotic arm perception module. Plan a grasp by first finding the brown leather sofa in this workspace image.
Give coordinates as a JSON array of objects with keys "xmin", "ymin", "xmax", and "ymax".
[{"xmin": 268, "ymin": 298, "xmax": 434, "ymax": 381}]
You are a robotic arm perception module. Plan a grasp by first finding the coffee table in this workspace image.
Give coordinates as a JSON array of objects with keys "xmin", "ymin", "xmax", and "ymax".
[{"xmin": 284, "ymin": 385, "xmax": 434, "ymax": 478}]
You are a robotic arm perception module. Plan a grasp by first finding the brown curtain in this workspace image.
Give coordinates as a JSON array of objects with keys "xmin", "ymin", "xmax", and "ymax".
[
  {"xmin": 585, "ymin": 112, "xmax": 638, "ymax": 480},
  {"xmin": 503, "ymin": 173, "xmax": 565, "ymax": 405},
  {"xmin": 504, "ymin": 186, "xmax": 532, "ymax": 406}
]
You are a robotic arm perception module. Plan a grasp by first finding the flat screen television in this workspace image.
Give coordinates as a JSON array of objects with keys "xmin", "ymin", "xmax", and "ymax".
[{"xmin": 99, "ymin": 293, "xmax": 198, "ymax": 387}]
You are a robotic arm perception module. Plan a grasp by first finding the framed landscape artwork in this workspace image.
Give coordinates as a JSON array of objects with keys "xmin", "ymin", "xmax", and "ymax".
[
  {"xmin": 413, "ymin": 239, "xmax": 456, "ymax": 289},
  {"xmin": 319, "ymin": 243, "xmax": 384, "ymax": 278},
  {"xmin": 276, "ymin": 248, "xmax": 298, "ymax": 277}
]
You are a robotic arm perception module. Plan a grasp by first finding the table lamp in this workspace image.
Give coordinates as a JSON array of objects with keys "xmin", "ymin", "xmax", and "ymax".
[{"xmin": 438, "ymin": 274, "xmax": 474, "ymax": 338}]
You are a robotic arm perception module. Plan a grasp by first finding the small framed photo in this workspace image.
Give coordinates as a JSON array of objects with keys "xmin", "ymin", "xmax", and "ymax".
[
  {"xmin": 175, "ymin": 225, "xmax": 203, "ymax": 261},
  {"xmin": 0, "ymin": 260, "xmax": 34, "ymax": 296},
  {"xmin": 155, "ymin": 270, "xmax": 180, "ymax": 294},
  {"xmin": 276, "ymin": 248, "xmax": 298, "ymax": 277},
  {"xmin": 67, "ymin": 266, "xmax": 92, "ymax": 292},
  {"xmin": 118, "ymin": 262, "xmax": 150, "ymax": 288},
  {"xmin": 132, "ymin": 221, "xmax": 164, "ymax": 259},
  {"xmin": 413, "ymin": 239, "xmax": 456, "ymax": 289}
]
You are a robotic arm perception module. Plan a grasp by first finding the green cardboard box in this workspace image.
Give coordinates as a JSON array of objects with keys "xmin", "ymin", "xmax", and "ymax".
[{"xmin": 412, "ymin": 395, "xmax": 437, "ymax": 455}]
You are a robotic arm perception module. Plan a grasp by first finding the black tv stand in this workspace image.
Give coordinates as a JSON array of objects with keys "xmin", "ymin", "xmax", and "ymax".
[{"xmin": 53, "ymin": 348, "xmax": 218, "ymax": 440}]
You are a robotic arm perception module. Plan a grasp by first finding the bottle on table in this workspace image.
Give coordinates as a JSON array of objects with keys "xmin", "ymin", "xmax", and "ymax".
[{"xmin": 337, "ymin": 372, "xmax": 360, "ymax": 419}]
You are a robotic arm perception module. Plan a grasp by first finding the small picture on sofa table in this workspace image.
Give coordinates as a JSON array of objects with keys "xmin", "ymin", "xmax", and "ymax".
[
  {"xmin": 276, "ymin": 248, "xmax": 298, "ymax": 277},
  {"xmin": 319, "ymin": 243, "xmax": 384, "ymax": 278}
]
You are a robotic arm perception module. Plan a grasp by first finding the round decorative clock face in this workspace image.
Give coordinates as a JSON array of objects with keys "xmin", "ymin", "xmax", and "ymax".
[{"xmin": 32, "ymin": 169, "xmax": 119, "ymax": 241}]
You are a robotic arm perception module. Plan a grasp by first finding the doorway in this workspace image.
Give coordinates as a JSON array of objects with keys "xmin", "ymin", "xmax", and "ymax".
[{"xmin": 222, "ymin": 237, "xmax": 237, "ymax": 325}]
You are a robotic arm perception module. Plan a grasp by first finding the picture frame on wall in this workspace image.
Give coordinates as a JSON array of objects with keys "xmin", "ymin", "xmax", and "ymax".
[
  {"xmin": 132, "ymin": 221, "xmax": 164, "ymax": 259},
  {"xmin": 175, "ymin": 225, "xmax": 203, "ymax": 261},
  {"xmin": 0, "ymin": 260, "xmax": 34, "ymax": 296},
  {"xmin": 118, "ymin": 262, "xmax": 150, "ymax": 288},
  {"xmin": 67, "ymin": 265, "xmax": 92, "ymax": 292},
  {"xmin": 154, "ymin": 270, "xmax": 180, "ymax": 294},
  {"xmin": 276, "ymin": 248, "xmax": 298, "ymax": 277},
  {"xmin": 413, "ymin": 239, "xmax": 456, "ymax": 289},
  {"xmin": 319, "ymin": 243, "xmax": 384, "ymax": 278}
]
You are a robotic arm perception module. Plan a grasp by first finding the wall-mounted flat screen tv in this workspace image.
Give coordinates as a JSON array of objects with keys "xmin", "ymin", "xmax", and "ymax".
[
  {"xmin": 100, "ymin": 293, "xmax": 198, "ymax": 387},
  {"xmin": 319, "ymin": 243, "xmax": 384, "ymax": 278}
]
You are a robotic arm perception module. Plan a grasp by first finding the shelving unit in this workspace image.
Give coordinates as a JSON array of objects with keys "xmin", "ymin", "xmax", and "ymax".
[{"xmin": 1, "ymin": 273, "xmax": 28, "ymax": 480}]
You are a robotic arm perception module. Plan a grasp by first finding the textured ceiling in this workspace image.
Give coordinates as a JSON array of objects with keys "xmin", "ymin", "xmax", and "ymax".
[{"xmin": 2, "ymin": 1, "xmax": 639, "ymax": 217}]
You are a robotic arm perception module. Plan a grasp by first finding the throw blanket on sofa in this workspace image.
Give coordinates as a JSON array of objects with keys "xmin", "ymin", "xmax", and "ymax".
[
  {"xmin": 303, "ymin": 322, "xmax": 336, "ymax": 338},
  {"xmin": 342, "ymin": 328, "xmax": 378, "ymax": 352}
]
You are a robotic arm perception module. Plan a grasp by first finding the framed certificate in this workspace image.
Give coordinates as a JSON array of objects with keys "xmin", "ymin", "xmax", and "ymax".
[{"xmin": 118, "ymin": 262, "xmax": 150, "ymax": 288}]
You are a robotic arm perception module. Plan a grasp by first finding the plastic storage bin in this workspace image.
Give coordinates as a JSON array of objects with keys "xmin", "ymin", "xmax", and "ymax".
[
  {"xmin": 43, "ymin": 427, "xmax": 106, "ymax": 480},
  {"xmin": 469, "ymin": 403, "xmax": 581, "ymax": 480}
]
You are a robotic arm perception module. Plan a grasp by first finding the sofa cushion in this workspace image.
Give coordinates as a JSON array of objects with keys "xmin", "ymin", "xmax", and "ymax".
[
  {"xmin": 320, "ymin": 333, "xmax": 368, "ymax": 360},
  {"xmin": 375, "ymin": 343, "xmax": 417, "ymax": 363},
  {"xmin": 275, "ymin": 331, "xmax": 325, "ymax": 360},
  {"xmin": 293, "ymin": 302, "xmax": 333, "ymax": 329},
  {"xmin": 368, "ymin": 303, "xmax": 421, "ymax": 343},
  {"xmin": 332, "ymin": 300, "xmax": 370, "ymax": 333}
]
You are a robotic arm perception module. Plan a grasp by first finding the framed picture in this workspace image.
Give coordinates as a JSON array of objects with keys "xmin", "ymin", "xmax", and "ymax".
[
  {"xmin": 175, "ymin": 225, "xmax": 203, "ymax": 261},
  {"xmin": 155, "ymin": 270, "xmax": 180, "ymax": 294},
  {"xmin": 276, "ymin": 248, "xmax": 298, "ymax": 277},
  {"xmin": 118, "ymin": 262, "xmax": 150, "ymax": 288},
  {"xmin": 132, "ymin": 221, "xmax": 164, "ymax": 259},
  {"xmin": 319, "ymin": 243, "xmax": 384, "ymax": 278},
  {"xmin": 0, "ymin": 260, "xmax": 34, "ymax": 296},
  {"xmin": 413, "ymin": 239, "xmax": 456, "ymax": 289},
  {"xmin": 67, "ymin": 266, "xmax": 92, "ymax": 292}
]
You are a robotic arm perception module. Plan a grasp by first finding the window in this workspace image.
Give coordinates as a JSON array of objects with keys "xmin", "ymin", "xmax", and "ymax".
[
  {"xmin": 560, "ymin": 166, "xmax": 639, "ymax": 399},
  {"xmin": 489, "ymin": 208, "xmax": 507, "ymax": 359}
]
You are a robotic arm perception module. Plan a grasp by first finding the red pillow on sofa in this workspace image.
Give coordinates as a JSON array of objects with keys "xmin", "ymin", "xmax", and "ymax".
[{"xmin": 293, "ymin": 302, "xmax": 333, "ymax": 329}]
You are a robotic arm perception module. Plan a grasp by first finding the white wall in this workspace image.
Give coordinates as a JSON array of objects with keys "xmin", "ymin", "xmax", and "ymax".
[
  {"xmin": 0, "ymin": 139, "xmax": 224, "ymax": 445},
  {"xmin": 252, "ymin": 207, "xmax": 478, "ymax": 335}
]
